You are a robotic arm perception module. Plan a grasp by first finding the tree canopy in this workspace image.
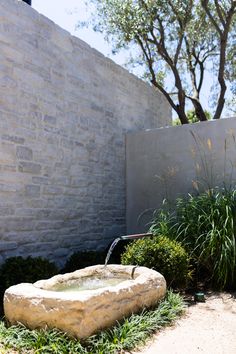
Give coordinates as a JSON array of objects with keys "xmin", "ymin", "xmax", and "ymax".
[{"xmin": 81, "ymin": 0, "xmax": 236, "ymax": 124}]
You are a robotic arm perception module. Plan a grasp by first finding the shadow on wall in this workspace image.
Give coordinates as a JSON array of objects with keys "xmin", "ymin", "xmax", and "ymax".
[
  {"xmin": 126, "ymin": 119, "xmax": 236, "ymax": 233},
  {"xmin": 189, "ymin": 129, "xmax": 236, "ymax": 193}
]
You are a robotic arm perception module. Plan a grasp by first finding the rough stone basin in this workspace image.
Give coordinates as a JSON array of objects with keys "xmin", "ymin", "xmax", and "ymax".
[{"xmin": 4, "ymin": 264, "xmax": 166, "ymax": 339}]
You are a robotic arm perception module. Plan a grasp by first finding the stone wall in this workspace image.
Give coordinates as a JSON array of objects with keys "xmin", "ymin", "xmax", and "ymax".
[
  {"xmin": 126, "ymin": 118, "xmax": 236, "ymax": 233},
  {"xmin": 0, "ymin": 0, "xmax": 170, "ymax": 265}
]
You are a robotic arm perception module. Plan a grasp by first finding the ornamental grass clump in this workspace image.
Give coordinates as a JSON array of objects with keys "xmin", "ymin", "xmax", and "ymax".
[{"xmin": 150, "ymin": 188, "xmax": 236, "ymax": 289}]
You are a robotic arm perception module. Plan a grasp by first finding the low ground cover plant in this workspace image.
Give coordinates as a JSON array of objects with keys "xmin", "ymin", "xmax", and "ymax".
[
  {"xmin": 0, "ymin": 253, "xmax": 185, "ymax": 353},
  {"xmin": 0, "ymin": 291, "xmax": 184, "ymax": 354},
  {"xmin": 150, "ymin": 187, "xmax": 236, "ymax": 289}
]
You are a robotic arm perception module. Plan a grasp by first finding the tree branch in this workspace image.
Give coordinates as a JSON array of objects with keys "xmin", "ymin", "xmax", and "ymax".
[
  {"xmin": 201, "ymin": 0, "xmax": 222, "ymax": 34},
  {"xmin": 213, "ymin": 1, "xmax": 236, "ymax": 119},
  {"xmin": 136, "ymin": 35, "xmax": 189, "ymax": 124},
  {"xmin": 136, "ymin": 36, "xmax": 176, "ymax": 110},
  {"xmin": 148, "ymin": 16, "xmax": 187, "ymax": 118},
  {"xmin": 185, "ymin": 37, "xmax": 198, "ymax": 96},
  {"xmin": 197, "ymin": 61, "xmax": 205, "ymax": 93},
  {"xmin": 174, "ymin": 34, "xmax": 184, "ymax": 66},
  {"xmin": 185, "ymin": 95, "xmax": 208, "ymax": 121},
  {"xmin": 166, "ymin": 0, "xmax": 192, "ymax": 65},
  {"xmin": 214, "ymin": 0, "xmax": 226, "ymax": 26}
]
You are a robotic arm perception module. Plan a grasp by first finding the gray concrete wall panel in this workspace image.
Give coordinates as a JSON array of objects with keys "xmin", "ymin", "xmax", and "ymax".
[{"xmin": 126, "ymin": 118, "xmax": 236, "ymax": 233}]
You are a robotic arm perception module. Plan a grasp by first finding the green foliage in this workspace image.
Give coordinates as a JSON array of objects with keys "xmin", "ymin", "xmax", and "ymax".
[
  {"xmin": 173, "ymin": 109, "xmax": 212, "ymax": 125},
  {"xmin": 121, "ymin": 236, "xmax": 190, "ymax": 288},
  {"xmin": 0, "ymin": 291, "xmax": 185, "ymax": 354},
  {"xmin": 226, "ymin": 95, "xmax": 236, "ymax": 114},
  {"xmin": 81, "ymin": 0, "xmax": 236, "ymax": 123},
  {"xmin": 0, "ymin": 322, "xmax": 85, "ymax": 354},
  {"xmin": 63, "ymin": 242, "xmax": 132, "ymax": 273},
  {"xmin": 62, "ymin": 250, "xmax": 106, "ymax": 273},
  {"xmin": 150, "ymin": 188, "xmax": 236, "ymax": 289},
  {"xmin": 0, "ymin": 256, "xmax": 58, "ymax": 293}
]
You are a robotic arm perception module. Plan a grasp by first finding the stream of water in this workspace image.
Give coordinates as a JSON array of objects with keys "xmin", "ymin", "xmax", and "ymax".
[
  {"xmin": 104, "ymin": 233, "xmax": 153, "ymax": 267},
  {"xmin": 50, "ymin": 233, "xmax": 154, "ymax": 292},
  {"xmin": 104, "ymin": 237, "xmax": 121, "ymax": 267}
]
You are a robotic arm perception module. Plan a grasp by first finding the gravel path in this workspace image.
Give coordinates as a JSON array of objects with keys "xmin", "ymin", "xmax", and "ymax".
[{"xmin": 130, "ymin": 292, "xmax": 236, "ymax": 354}]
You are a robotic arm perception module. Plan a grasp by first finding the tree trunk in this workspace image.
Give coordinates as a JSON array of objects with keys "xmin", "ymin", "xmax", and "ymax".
[
  {"xmin": 192, "ymin": 100, "xmax": 208, "ymax": 121},
  {"xmin": 176, "ymin": 107, "xmax": 189, "ymax": 124}
]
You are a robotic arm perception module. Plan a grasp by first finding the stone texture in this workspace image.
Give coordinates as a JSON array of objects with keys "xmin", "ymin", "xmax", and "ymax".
[
  {"xmin": 18, "ymin": 161, "xmax": 42, "ymax": 174},
  {"xmin": 0, "ymin": 0, "xmax": 171, "ymax": 265},
  {"xmin": 4, "ymin": 265, "xmax": 166, "ymax": 339},
  {"xmin": 16, "ymin": 146, "xmax": 33, "ymax": 160}
]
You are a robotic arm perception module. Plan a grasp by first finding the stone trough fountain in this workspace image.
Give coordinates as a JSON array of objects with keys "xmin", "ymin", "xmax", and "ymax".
[{"xmin": 4, "ymin": 234, "xmax": 166, "ymax": 339}]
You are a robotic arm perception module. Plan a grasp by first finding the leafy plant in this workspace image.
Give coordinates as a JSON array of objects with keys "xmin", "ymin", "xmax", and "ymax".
[
  {"xmin": 63, "ymin": 241, "xmax": 132, "ymax": 273},
  {"xmin": 0, "ymin": 256, "xmax": 58, "ymax": 287},
  {"xmin": 0, "ymin": 256, "xmax": 58, "ymax": 295},
  {"xmin": 81, "ymin": 1, "xmax": 236, "ymax": 123},
  {"xmin": 150, "ymin": 188, "xmax": 236, "ymax": 289},
  {"xmin": 62, "ymin": 250, "xmax": 106, "ymax": 273},
  {"xmin": 121, "ymin": 236, "xmax": 190, "ymax": 288},
  {"xmin": 173, "ymin": 109, "xmax": 212, "ymax": 125},
  {"xmin": 0, "ymin": 291, "xmax": 185, "ymax": 354}
]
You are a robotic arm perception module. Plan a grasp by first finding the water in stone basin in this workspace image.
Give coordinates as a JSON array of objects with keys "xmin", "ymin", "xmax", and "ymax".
[
  {"xmin": 44, "ymin": 233, "xmax": 153, "ymax": 293},
  {"xmin": 50, "ymin": 275, "xmax": 128, "ymax": 292},
  {"xmin": 4, "ymin": 264, "xmax": 166, "ymax": 339}
]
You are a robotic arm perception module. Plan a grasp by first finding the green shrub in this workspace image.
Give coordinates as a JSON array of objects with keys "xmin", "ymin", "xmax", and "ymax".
[
  {"xmin": 105, "ymin": 239, "xmax": 132, "ymax": 265},
  {"xmin": 0, "ymin": 256, "xmax": 58, "ymax": 316},
  {"xmin": 121, "ymin": 236, "xmax": 190, "ymax": 288},
  {"xmin": 150, "ymin": 188, "xmax": 236, "ymax": 289},
  {"xmin": 62, "ymin": 250, "xmax": 106, "ymax": 273},
  {"xmin": 0, "ymin": 256, "xmax": 58, "ymax": 292},
  {"xmin": 63, "ymin": 241, "xmax": 132, "ymax": 273}
]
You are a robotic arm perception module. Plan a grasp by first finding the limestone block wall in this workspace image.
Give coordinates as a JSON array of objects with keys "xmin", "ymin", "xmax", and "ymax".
[
  {"xmin": 0, "ymin": 0, "xmax": 171, "ymax": 265},
  {"xmin": 126, "ymin": 118, "xmax": 236, "ymax": 233}
]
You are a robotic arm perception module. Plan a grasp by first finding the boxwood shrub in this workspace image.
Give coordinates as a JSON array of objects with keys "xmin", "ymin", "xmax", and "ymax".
[
  {"xmin": 0, "ymin": 256, "xmax": 58, "ymax": 293},
  {"xmin": 63, "ymin": 241, "xmax": 132, "ymax": 273},
  {"xmin": 121, "ymin": 235, "xmax": 190, "ymax": 288},
  {"xmin": 0, "ymin": 256, "xmax": 58, "ymax": 316},
  {"xmin": 62, "ymin": 250, "xmax": 106, "ymax": 273}
]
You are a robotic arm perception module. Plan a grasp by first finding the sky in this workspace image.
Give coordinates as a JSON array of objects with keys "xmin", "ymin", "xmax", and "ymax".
[{"xmin": 31, "ymin": 0, "xmax": 232, "ymax": 118}]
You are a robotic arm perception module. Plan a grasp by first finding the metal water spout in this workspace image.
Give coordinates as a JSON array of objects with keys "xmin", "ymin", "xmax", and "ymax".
[
  {"xmin": 120, "ymin": 232, "xmax": 153, "ymax": 240},
  {"xmin": 104, "ymin": 233, "xmax": 153, "ymax": 267}
]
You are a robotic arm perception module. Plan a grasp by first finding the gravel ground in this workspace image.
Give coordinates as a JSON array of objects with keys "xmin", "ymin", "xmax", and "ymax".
[{"xmin": 130, "ymin": 292, "xmax": 236, "ymax": 354}]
